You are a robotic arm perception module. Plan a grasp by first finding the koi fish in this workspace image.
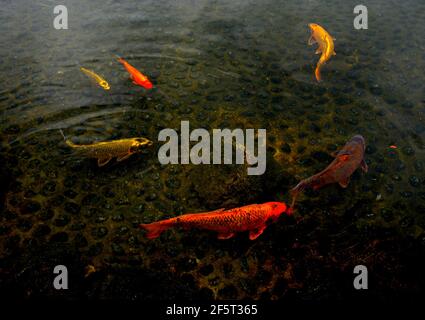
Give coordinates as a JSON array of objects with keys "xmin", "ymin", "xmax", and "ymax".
[
  {"xmin": 61, "ymin": 130, "xmax": 153, "ymax": 167},
  {"xmin": 140, "ymin": 202, "xmax": 290, "ymax": 240},
  {"xmin": 291, "ymin": 135, "xmax": 368, "ymax": 207},
  {"xmin": 80, "ymin": 67, "xmax": 110, "ymax": 90},
  {"xmin": 308, "ymin": 23, "xmax": 336, "ymax": 82},
  {"xmin": 117, "ymin": 56, "xmax": 153, "ymax": 89}
]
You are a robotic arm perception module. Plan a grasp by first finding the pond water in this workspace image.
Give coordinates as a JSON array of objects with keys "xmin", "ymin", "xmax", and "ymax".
[{"xmin": 1, "ymin": 0, "xmax": 424, "ymax": 300}]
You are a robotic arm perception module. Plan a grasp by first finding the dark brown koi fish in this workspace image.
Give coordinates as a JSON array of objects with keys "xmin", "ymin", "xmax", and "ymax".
[{"xmin": 291, "ymin": 135, "xmax": 368, "ymax": 207}]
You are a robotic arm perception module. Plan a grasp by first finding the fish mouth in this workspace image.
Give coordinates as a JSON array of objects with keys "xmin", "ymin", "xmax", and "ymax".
[{"xmin": 351, "ymin": 135, "xmax": 366, "ymax": 148}]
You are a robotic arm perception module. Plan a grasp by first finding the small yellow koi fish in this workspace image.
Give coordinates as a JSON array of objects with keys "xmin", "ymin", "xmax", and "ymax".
[
  {"xmin": 308, "ymin": 23, "xmax": 336, "ymax": 82},
  {"xmin": 80, "ymin": 67, "xmax": 111, "ymax": 90},
  {"xmin": 61, "ymin": 130, "xmax": 152, "ymax": 166}
]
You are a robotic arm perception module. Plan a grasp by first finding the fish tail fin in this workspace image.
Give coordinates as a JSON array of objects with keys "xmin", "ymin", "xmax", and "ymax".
[
  {"xmin": 114, "ymin": 54, "xmax": 124, "ymax": 63},
  {"xmin": 65, "ymin": 139, "xmax": 77, "ymax": 148},
  {"xmin": 59, "ymin": 129, "xmax": 66, "ymax": 141},
  {"xmin": 140, "ymin": 219, "xmax": 174, "ymax": 239},
  {"xmin": 315, "ymin": 65, "xmax": 321, "ymax": 82},
  {"xmin": 290, "ymin": 177, "xmax": 314, "ymax": 208}
]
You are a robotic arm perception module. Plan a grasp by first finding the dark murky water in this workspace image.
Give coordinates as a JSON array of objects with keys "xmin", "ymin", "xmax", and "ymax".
[{"xmin": 1, "ymin": 0, "xmax": 425, "ymax": 300}]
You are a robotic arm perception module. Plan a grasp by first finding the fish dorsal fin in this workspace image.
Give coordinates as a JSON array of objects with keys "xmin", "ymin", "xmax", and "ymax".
[
  {"xmin": 210, "ymin": 208, "xmax": 226, "ymax": 214},
  {"xmin": 338, "ymin": 176, "xmax": 350, "ymax": 188},
  {"xmin": 335, "ymin": 150, "xmax": 352, "ymax": 157}
]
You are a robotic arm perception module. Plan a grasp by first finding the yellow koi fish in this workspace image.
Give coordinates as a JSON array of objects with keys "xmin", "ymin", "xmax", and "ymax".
[
  {"xmin": 308, "ymin": 23, "xmax": 336, "ymax": 82},
  {"xmin": 80, "ymin": 67, "xmax": 111, "ymax": 90},
  {"xmin": 61, "ymin": 130, "xmax": 152, "ymax": 166}
]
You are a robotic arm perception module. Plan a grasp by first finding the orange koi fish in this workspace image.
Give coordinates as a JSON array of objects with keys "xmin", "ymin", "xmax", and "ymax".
[
  {"xmin": 291, "ymin": 135, "xmax": 367, "ymax": 207},
  {"xmin": 308, "ymin": 23, "xmax": 336, "ymax": 82},
  {"xmin": 140, "ymin": 202, "xmax": 291, "ymax": 240},
  {"xmin": 117, "ymin": 56, "xmax": 153, "ymax": 89}
]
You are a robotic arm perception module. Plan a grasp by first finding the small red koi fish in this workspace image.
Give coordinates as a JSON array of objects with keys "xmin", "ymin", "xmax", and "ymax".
[
  {"xmin": 291, "ymin": 135, "xmax": 368, "ymax": 207},
  {"xmin": 117, "ymin": 56, "xmax": 153, "ymax": 89},
  {"xmin": 140, "ymin": 202, "xmax": 290, "ymax": 240}
]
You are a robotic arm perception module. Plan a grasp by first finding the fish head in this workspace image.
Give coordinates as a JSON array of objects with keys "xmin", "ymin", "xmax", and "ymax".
[
  {"xmin": 267, "ymin": 202, "xmax": 288, "ymax": 221},
  {"xmin": 351, "ymin": 135, "xmax": 366, "ymax": 151},
  {"xmin": 99, "ymin": 80, "xmax": 110, "ymax": 90},
  {"xmin": 129, "ymin": 137, "xmax": 153, "ymax": 153},
  {"xmin": 143, "ymin": 81, "xmax": 153, "ymax": 89},
  {"xmin": 308, "ymin": 23, "xmax": 319, "ymax": 32}
]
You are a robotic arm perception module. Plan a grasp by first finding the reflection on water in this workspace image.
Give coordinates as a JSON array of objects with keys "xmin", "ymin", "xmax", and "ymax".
[{"xmin": 1, "ymin": 0, "xmax": 424, "ymax": 300}]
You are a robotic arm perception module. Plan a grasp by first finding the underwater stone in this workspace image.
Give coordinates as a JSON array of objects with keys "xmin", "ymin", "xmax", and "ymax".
[
  {"xmin": 381, "ymin": 209, "xmax": 394, "ymax": 222},
  {"xmin": 199, "ymin": 264, "xmax": 214, "ymax": 276},
  {"xmin": 166, "ymin": 178, "xmax": 181, "ymax": 189},
  {"xmin": 64, "ymin": 175, "xmax": 77, "ymax": 188},
  {"xmin": 17, "ymin": 218, "xmax": 32, "ymax": 231},
  {"xmin": 38, "ymin": 209, "xmax": 54, "ymax": 221},
  {"xmin": 92, "ymin": 227, "xmax": 108, "ymax": 239},
  {"xmin": 82, "ymin": 193, "xmax": 103, "ymax": 206},
  {"xmin": 218, "ymin": 285, "xmax": 238, "ymax": 299},
  {"xmin": 112, "ymin": 214, "xmax": 125, "ymax": 221},
  {"xmin": 21, "ymin": 200, "xmax": 41, "ymax": 214},
  {"xmin": 54, "ymin": 214, "xmax": 71, "ymax": 227},
  {"xmin": 94, "ymin": 214, "xmax": 108, "ymax": 223},
  {"xmin": 400, "ymin": 216, "xmax": 413, "ymax": 228},
  {"xmin": 409, "ymin": 176, "xmax": 421, "ymax": 188},
  {"xmin": 392, "ymin": 175, "xmax": 402, "ymax": 181},
  {"xmin": 281, "ymin": 143, "xmax": 291, "ymax": 154},
  {"xmin": 5, "ymin": 235, "xmax": 20, "ymax": 252},
  {"xmin": 128, "ymin": 235, "xmax": 139, "ymax": 247},
  {"xmin": 112, "ymin": 242, "xmax": 125, "ymax": 255},
  {"xmin": 146, "ymin": 193, "xmax": 158, "ymax": 201},
  {"xmin": 70, "ymin": 222, "xmax": 86, "ymax": 231},
  {"xmin": 64, "ymin": 189, "xmax": 77, "ymax": 199},
  {"xmin": 42, "ymin": 182, "xmax": 56, "ymax": 194},
  {"xmin": 414, "ymin": 161, "xmax": 424, "ymax": 172},
  {"xmin": 0, "ymin": 225, "xmax": 11, "ymax": 235},
  {"xmin": 88, "ymin": 243, "xmax": 103, "ymax": 256},
  {"xmin": 401, "ymin": 146, "xmax": 415, "ymax": 156},
  {"xmin": 223, "ymin": 263, "xmax": 233, "ymax": 278},
  {"xmin": 116, "ymin": 226, "xmax": 129, "ymax": 236},
  {"xmin": 132, "ymin": 204, "xmax": 145, "ymax": 214},
  {"xmin": 64, "ymin": 202, "xmax": 80, "ymax": 215},
  {"xmin": 394, "ymin": 160, "xmax": 406, "ymax": 171},
  {"xmin": 74, "ymin": 233, "xmax": 88, "ymax": 248},
  {"xmin": 198, "ymin": 287, "xmax": 214, "ymax": 300},
  {"xmin": 240, "ymin": 257, "xmax": 249, "ymax": 273},
  {"xmin": 50, "ymin": 232, "xmax": 68, "ymax": 243},
  {"xmin": 365, "ymin": 145, "xmax": 377, "ymax": 155},
  {"xmin": 400, "ymin": 191, "xmax": 413, "ymax": 198},
  {"xmin": 3, "ymin": 124, "xmax": 20, "ymax": 134}
]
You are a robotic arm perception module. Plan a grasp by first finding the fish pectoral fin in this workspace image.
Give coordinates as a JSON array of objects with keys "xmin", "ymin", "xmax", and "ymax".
[
  {"xmin": 97, "ymin": 157, "xmax": 112, "ymax": 167},
  {"xmin": 361, "ymin": 159, "xmax": 368, "ymax": 173},
  {"xmin": 308, "ymin": 35, "xmax": 316, "ymax": 45},
  {"xmin": 132, "ymin": 81, "xmax": 138, "ymax": 85},
  {"xmin": 116, "ymin": 153, "xmax": 132, "ymax": 162},
  {"xmin": 338, "ymin": 177, "xmax": 351, "ymax": 188},
  {"xmin": 315, "ymin": 48, "xmax": 322, "ymax": 54},
  {"xmin": 249, "ymin": 226, "xmax": 266, "ymax": 240},
  {"xmin": 217, "ymin": 232, "xmax": 235, "ymax": 240}
]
